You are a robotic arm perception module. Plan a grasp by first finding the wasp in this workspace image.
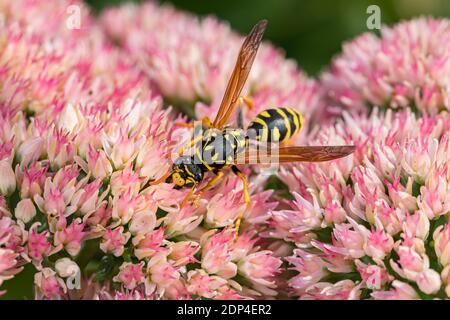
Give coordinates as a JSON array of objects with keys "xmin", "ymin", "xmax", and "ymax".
[{"xmin": 152, "ymin": 20, "xmax": 355, "ymax": 237}]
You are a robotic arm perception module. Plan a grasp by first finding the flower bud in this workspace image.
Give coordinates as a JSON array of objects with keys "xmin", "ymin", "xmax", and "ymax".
[
  {"xmin": 55, "ymin": 257, "xmax": 80, "ymax": 278},
  {"xmin": 15, "ymin": 198, "xmax": 36, "ymax": 223},
  {"xmin": 0, "ymin": 160, "xmax": 16, "ymax": 196},
  {"xmin": 417, "ymin": 269, "xmax": 441, "ymax": 295}
]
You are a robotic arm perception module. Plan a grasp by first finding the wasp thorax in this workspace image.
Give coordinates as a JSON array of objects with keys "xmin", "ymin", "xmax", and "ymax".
[{"xmin": 166, "ymin": 156, "xmax": 204, "ymax": 189}]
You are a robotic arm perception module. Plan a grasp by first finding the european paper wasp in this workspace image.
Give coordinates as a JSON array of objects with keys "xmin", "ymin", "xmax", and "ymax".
[{"xmin": 152, "ymin": 20, "xmax": 355, "ymax": 237}]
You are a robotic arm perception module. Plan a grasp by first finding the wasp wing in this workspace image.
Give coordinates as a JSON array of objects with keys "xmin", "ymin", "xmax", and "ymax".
[
  {"xmin": 236, "ymin": 145, "xmax": 355, "ymax": 164},
  {"xmin": 212, "ymin": 20, "xmax": 267, "ymax": 129}
]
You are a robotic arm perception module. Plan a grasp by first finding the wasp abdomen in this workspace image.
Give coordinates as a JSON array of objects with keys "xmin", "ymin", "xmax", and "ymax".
[{"xmin": 246, "ymin": 107, "xmax": 304, "ymax": 143}]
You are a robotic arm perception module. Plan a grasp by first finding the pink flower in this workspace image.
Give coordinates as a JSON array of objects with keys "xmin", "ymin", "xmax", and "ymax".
[
  {"xmin": 301, "ymin": 280, "xmax": 362, "ymax": 300},
  {"xmin": 81, "ymin": 146, "xmax": 113, "ymax": 181},
  {"xmin": 128, "ymin": 208, "xmax": 158, "ymax": 237},
  {"xmin": 132, "ymin": 228, "xmax": 167, "ymax": 260},
  {"xmin": 146, "ymin": 252, "xmax": 181, "ymax": 293},
  {"xmin": 113, "ymin": 262, "xmax": 145, "ymax": 290},
  {"xmin": 27, "ymin": 228, "xmax": 52, "ymax": 261},
  {"xmin": 102, "ymin": 128, "xmax": 138, "ymax": 170},
  {"xmin": 364, "ymin": 228, "xmax": 394, "ymax": 260},
  {"xmin": 237, "ymin": 251, "xmax": 282, "ymax": 295},
  {"xmin": 87, "ymin": 203, "xmax": 112, "ymax": 227},
  {"xmin": 275, "ymin": 109, "xmax": 450, "ymax": 299},
  {"xmin": 34, "ymin": 268, "xmax": 66, "ymax": 300},
  {"xmin": 110, "ymin": 164, "xmax": 142, "ymax": 196},
  {"xmin": 355, "ymin": 260, "xmax": 391, "ymax": 290},
  {"xmin": 200, "ymin": 230, "xmax": 237, "ymax": 279},
  {"xmin": 0, "ymin": 248, "xmax": 22, "ymax": 296},
  {"xmin": 54, "ymin": 218, "xmax": 86, "ymax": 256},
  {"xmin": 100, "ymin": 226, "xmax": 131, "ymax": 257},
  {"xmin": 372, "ymin": 281, "xmax": 419, "ymax": 300},
  {"xmin": 321, "ymin": 18, "xmax": 450, "ymax": 115},
  {"xmin": 163, "ymin": 205, "xmax": 203, "ymax": 237},
  {"xmin": 72, "ymin": 179, "xmax": 106, "ymax": 215},
  {"xmin": 168, "ymin": 241, "xmax": 200, "ymax": 267},
  {"xmin": 205, "ymin": 178, "xmax": 246, "ymax": 228},
  {"xmin": 34, "ymin": 177, "xmax": 75, "ymax": 217},
  {"xmin": 186, "ymin": 270, "xmax": 227, "ymax": 299},
  {"xmin": 111, "ymin": 190, "xmax": 145, "ymax": 225},
  {"xmin": 46, "ymin": 128, "xmax": 76, "ymax": 169},
  {"xmin": 287, "ymin": 249, "xmax": 328, "ymax": 293},
  {"xmin": 433, "ymin": 223, "xmax": 450, "ymax": 267}
]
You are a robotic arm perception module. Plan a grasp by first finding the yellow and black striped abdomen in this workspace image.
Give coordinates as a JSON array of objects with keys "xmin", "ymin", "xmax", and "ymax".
[{"xmin": 246, "ymin": 107, "xmax": 304, "ymax": 143}]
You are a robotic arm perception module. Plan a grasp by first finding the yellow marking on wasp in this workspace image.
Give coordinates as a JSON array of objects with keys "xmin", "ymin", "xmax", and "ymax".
[
  {"xmin": 286, "ymin": 107, "xmax": 300, "ymax": 136},
  {"xmin": 260, "ymin": 111, "xmax": 270, "ymax": 118},
  {"xmin": 197, "ymin": 148, "xmax": 212, "ymax": 170},
  {"xmin": 253, "ymin": 117, "xmax": 269, "ymax": 141},
  {"xmin": 253, "ymin": 117, "xmax": 267, "ymax": 127},
  {"xmin": 276, "ymin": 108, "xmax": 291, "ymax": 139},
  {"xmin": 211, "ymin": 153, "xmax": 219, "ymax": 161},
  {"xmin": 272, "ymin": 126, "xmax": 281, "ymax": 142},
  {"xmin": 299, "ymin": 113, "xmax": 304, "ymax": 129},
  {"xmin": 184, "ymin": 165, "xmax": 194, "ymax": 178},
  {"xmin": 172, "ymin": 172, "xmax": 185, "ymax": 187}
]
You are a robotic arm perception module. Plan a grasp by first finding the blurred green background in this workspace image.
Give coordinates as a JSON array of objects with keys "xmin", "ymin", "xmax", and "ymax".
[{"xmin": 86, "ymin": 0, "xmax": 450, "ymax": 76}]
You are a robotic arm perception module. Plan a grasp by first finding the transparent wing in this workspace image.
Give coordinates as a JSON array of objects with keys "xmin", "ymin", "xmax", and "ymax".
[
  {"xmin": 237, "ymin": 145, "xmax": 356, "ymax": 164},
  {"xmin": 212, "ymin": 20, "xmax": 267, "ymax": 129}
]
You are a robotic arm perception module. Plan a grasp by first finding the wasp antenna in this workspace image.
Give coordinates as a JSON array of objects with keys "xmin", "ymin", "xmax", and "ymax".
[{"xmin": 150, "ymin": 170, "xmax": 172, "ymax": 185}]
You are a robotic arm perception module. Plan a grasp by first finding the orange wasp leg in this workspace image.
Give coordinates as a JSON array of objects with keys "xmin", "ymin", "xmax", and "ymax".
[
  {"xmin": 239, "ymin": 96, "xmax": 254, "ymax": 111},
  {"xmin": 191, "ymin": 170, "xmax": 225, "ymax": 207},
  {"xmin": 180, "ymin": 172, "xmax": 224, "ymax": 209},
  {"xmin": 180, "ymin": 184, "xmax": 197, "ymax": 209},
  {"xmin": 174, "ymin": 116, "xmax": 214, "ymax": 129}
]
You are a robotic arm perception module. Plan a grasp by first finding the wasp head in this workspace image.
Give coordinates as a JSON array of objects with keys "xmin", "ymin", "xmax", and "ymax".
[{"xmin": 166, "ymin": 156, "xmax": 204, "ymax": 189}]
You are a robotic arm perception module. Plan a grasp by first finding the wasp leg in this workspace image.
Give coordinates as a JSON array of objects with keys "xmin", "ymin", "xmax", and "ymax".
[
  {"xmin": 239, "ymin": 96, "xmax": 254, "ymax": 111},
  {"xmin": 175, "ymin": 116, "xmax": 214, "ymax": 128},
  {"xmin": 174, "ymin": 122, "xmax": 195, "ymax": 128},
  {"xmin": 237, "ymin": 108, "xmax": 244, "ymax": 129},
  {"xmin": 231, "ymin": 165, "xmax": 250, "ymax": 240},
  {"xmin": 236, "ymin": 96, "xmax": 254, "ymax": 129},
  {"xmin": 180, "ymin": 184, "xmax": 197, "ymax": 209},
  {"xmin": 192, "ymin": 170, "xmax": 225, "ymax": 207}
]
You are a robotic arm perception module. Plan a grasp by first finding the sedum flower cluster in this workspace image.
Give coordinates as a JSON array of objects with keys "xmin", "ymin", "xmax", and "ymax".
[
  {"xmin": 0, "ymin": 0, "xmax": 283, "ymax": 300},
  {"xmin": 272, "ymin": 17, "xmax": 450, "ymax": 299},
  {"xmin": 1, "ymin": 0, "xmax": 450, "ymax": 300}
]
